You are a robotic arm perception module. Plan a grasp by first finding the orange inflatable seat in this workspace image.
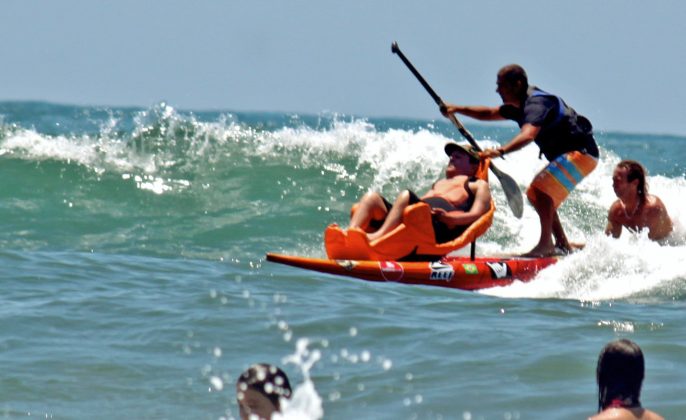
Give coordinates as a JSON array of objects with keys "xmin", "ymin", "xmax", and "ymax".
[{"xmin": 325, "ymin": 159, "xmax": 495, "ymax": 261}]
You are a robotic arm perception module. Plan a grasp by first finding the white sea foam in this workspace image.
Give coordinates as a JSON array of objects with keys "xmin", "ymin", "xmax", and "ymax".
[
  {"xmin": 463, "ymin": 142, "xmax": 686, "ymax": 301},
  {"xmin": 4, "ymin": 108, "xmax": 686, "ymax": 291},
  {"xmin": 0, "ymin": 105, "xmax": 227, "ymax": 194},
  {"xmin": 277, "ymin": 338, "xmax": 324, "ymax": 420},
  {"xmin": 264, "ymin": 118, "xmax": 686, "ymax": 303},
  {"xmin": 482, "ymin": 231, "xmax": 686, "ymax": 301}
]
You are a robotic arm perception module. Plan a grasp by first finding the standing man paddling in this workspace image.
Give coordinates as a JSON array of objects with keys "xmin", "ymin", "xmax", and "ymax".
[{"xmin": 442, "ymin": 64, "xmax": 599, "ymax": 257}]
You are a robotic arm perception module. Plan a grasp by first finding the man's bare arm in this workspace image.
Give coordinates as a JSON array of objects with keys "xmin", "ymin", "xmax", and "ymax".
[
  {"xmin": 442, "ymin": 104, "xmax": 504, "ymax": 121},
  {"xmin": 435, "ymin": 180, "xmax": 492, "ymax": 227},
  {"xmin": 605, "ymin": 203, "xmax": 623, "ymax": 238},
  {"xmin": 646, "ymin": 198, "xmax": 673, "ymax": 240}
]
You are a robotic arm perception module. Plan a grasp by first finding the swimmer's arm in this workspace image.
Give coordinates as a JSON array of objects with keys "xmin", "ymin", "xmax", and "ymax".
[
  {"xmin": 605, "ymin": 220, "xmax": 622, "ymax": 238},
  {"xmin": 646, "ymin": 199, "xmax": 673, "ymax": 241},
  {"xmin": 605, "ymin": 203, "xmax": 623, "ymax": 238}
]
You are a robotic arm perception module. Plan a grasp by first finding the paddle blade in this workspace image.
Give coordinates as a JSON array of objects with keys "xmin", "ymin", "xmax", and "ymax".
[{"xmin": 489, "ymin": 164, "xmax": 524, "ymax": 218}]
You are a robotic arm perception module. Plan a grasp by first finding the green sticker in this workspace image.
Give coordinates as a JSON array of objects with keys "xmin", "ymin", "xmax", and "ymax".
[{"xmin": 462, "ymin": 263, "xmax": 479, "ymax": 275}]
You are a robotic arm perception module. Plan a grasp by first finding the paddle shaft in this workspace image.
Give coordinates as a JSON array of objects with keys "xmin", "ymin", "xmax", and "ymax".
[
  {"xmin": 391, "ymin": 42, "xmax": 523, "ymax": 218},
  {"xmin": 391, "ymin": 42, "xmax": 482, "ymax": 152}
]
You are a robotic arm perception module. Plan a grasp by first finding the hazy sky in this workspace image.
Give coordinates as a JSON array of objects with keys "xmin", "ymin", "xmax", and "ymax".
[{"xmin": 2, "ymin": 1, "xmax": 685, "ymax": 135}]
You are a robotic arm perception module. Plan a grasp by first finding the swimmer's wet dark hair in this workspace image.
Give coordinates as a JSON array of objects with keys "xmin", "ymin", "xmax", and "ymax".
[
  {"xmin": 596, "ymin": 339, "xmax": 644, "ymax": 412},
  {"xmin": 237, "ymin": 363, "xmax": 293, "ymax": 409}
]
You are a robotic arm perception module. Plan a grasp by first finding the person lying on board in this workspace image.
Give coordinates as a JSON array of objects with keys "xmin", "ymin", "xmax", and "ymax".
[
  {"xmin": 441, "ymin": 64, "xmax": 599, "ymax": 257},
  {"xmin": 590, "ymin": 339, "xmax": 664, "ymax": 420},
  {"xmin": 236, "ymin": 363, "xmax": 292, "ymax": 420},
  {"xmin": 605, "ymin": 160, "xmax": 673, "ymax": 241},
  {"xmin": 348, "ymin": 143, "xmax": 491, "ymax": 244}
]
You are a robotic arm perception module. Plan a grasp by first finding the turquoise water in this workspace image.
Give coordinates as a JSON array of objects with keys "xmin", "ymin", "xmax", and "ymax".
[{"xmin": 1, "ymin": 101, "xmax": 685, "ymax": 419}]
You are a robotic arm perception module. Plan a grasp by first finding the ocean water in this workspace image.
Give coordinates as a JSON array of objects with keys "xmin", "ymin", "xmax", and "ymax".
[{"xmin": 1, "ymin": 101, "xmax": 685, "ymax": 419}]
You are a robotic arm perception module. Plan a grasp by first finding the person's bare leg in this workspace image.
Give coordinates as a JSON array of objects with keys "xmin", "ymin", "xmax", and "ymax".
[
  {"xmin": 523, "ymin": 188, "xmax": 556, "ymax": 257},
  {"xmin": 368, "ymin": 190, "xmax": 411, "ymax": 241},
  {"xmin": 552, "ymin": 211, "xmax": 584, "ymax": 253},
  {"xmin": 349, "ymin": 192, "xmax": 388, "ymax": 231},
  {"xmin": 552, "ymin": 212, "xmax": 569, "ymax": 250}
]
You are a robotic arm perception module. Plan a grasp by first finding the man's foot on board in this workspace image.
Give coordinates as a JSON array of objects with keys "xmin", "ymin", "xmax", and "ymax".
[
  {"xmin": 520, "ymin": 245, "xmax": 556, "ymax": 258},
  {"xmin": 569, "ymin": 241, "xmax": 585, "ymax": 250},
  {"xmin": 553, "ymin": 242, "xmax": 586, "ymax": 256},
  {"xmin": 522, "ymin": 242, "xmax": 585, "ymax": 258}
]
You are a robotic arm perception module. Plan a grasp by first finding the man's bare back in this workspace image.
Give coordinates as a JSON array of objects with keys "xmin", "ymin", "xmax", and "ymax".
[{"xmin": 590, "ymin": 406, "xmax": 664, "ymax": 420}]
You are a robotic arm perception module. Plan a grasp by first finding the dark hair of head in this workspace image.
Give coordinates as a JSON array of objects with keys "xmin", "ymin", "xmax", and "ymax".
[
  {"xmin": 596, "ymin": 339, "xmax": 644, "ymax": 412},
  {"xmin": 497, "ymin": 64, "xmax": 529, "ymax": 91},
  {"xmin": 617, "ymin": 160, "xmax": 648, "ymax": 202},
  {"xmin": 237, "ymin": 364, "xmax": 292, "ymax": 409}
]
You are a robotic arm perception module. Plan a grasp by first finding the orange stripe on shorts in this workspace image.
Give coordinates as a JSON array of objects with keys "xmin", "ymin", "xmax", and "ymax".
[{"xmin": 526, "ymin": 151, "xmax": 598, "ymax": 209}]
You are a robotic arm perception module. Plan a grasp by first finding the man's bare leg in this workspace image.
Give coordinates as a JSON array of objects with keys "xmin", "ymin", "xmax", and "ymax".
[
  {"xmin": 367, "ymin": 190, "xmax": 411, "ymax": 241},
  {"xmin": 552, "ymin": 212, "xmax": 570, "ymax": 250},
  {"xmin": 523, "ymin": 188, "xmax": 556, "ymax": 257},
  {"xmin": 552, "ymin": 212, "xmax": 584, "ymax": 253},
  {"xmin": 349, "ymin": 192, "xmax": 388, "ymax": 231}
]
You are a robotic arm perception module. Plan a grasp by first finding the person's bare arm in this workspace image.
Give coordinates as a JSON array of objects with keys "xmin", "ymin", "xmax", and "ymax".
[
  {"xmin": 605, "ymin": 202, "xmax": 623, "ymax": 238},
  {"xmin": 441, "ymin": 103, "xmax": 504, "ymax": 121},
  {"xmin": 646, "ymin": 197, "xmax": 673, "ymax": 240},
  {"xmin": 434, "ymin": 180, "xmax": 492, "ymax": 227},
  {"xmin": 480, "ymin": 123, "xmax": 539, "ymax": 159}
]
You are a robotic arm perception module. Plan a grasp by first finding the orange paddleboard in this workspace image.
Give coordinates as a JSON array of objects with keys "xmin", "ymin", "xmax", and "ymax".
[{"xmin": 266, "ymin": 253, "xmax": 558, "ymax": 291}]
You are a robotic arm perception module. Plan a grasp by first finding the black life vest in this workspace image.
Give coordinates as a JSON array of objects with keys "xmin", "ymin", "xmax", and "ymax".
[{"xmin": 526, "ymin": 87, "xmax": 598, "ymax": 160}]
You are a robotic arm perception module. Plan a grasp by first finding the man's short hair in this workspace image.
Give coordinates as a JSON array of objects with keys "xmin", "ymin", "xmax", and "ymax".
[{"xmin": 497, "ymin": 64, "xmax": 528, "ymax": 89}]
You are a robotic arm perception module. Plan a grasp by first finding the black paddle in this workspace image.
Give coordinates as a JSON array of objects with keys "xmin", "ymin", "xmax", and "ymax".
[{"xmin": 391, "ymin": 41, "xmax": 524, "ymax": 219}]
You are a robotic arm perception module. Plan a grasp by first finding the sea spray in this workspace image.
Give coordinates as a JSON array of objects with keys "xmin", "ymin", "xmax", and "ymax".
[
  {"xmin": 277, "ymin": 338, "xmax": 324, "ymax": 420},
  {"xmin": 3, "ymin": 102, "xmax": 686, "ymax": 418}
]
